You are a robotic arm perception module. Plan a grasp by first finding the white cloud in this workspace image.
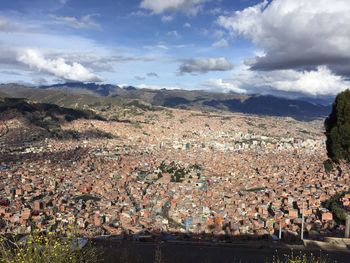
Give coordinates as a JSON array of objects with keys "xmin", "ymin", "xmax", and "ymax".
[
  {"xmin": 17, "ymin": 49, "xmax": 102, "ymax": 82},
  {"xmin": 212, "ymin": 39, "xmax": 228, "ymax": 48},
  {"xmin": 183, "ymin": 22, "xmax": 191, "ymax": 28},
  {"xmin": 140, "ymin": 0, "xmax": 206, "ymax": 16},
  {"xmin": 179, "ymin": 57, "xmax": 233, "ymax": 74},
  {"xmin": 129, "ymin": 10, "xmax": 152, "ymax": 17},
  {"xmin": 49, "ymin": 14, "xmax": 101, "ymax": 30},
  {"xmin": 217, "ymin": 0, "xmax": 350, "ymax": 76},
  {"xmin": 167, "ymin": 30, "xmax": 181, "ymax": 38},
  {"xmin": 207, "ymin": 7, "xmax": 224, "ymax": 16},
  {"xmin": 161, "ymin": 15, "xmax": 174, "ymax": 23},
  {"xmin": 207, "ymin": 65, "xmax": 350, "ymax": 96},
  {"xmin": 212, "ymin": 29, "xmax": 225, "ymax": 39},
  {"xmin": 0, "ymin": 16, "xmax": 161, "ymax": 85},
  {"xmin": 252, "ymin": 66, "xmax": 350, "ymax": 96},
  {"xmin": 202, "ymin": 78, "xmax": 247, "ymax": 94},
  {"xmin": 137, "ymin": 83, "xmax": 182, "ymax": 90},
  {"xmin": 143, "ymin": 44, "xmax": 169, "ymax": 50}
]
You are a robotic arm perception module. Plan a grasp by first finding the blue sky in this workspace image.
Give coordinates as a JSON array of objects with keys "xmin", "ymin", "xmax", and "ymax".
[{"xmin": 0, "ymin": 0, "xmax": 350, "ymax": 97}]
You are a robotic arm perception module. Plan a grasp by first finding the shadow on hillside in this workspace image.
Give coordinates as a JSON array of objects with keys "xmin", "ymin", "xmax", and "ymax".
[
  {"xmin": 203, "ymin": 97, "xmax": 331, "ymax": 122},
  {"xmin": 0, "ymin": 128, "xmax": 118, "ymax": 163},
  {"xmin": 0, "ymin": 129, "xmax": 118, "ymax": 163},
  {"xmin": 0, "ymin": 146, "xmax": 90, "ymax": 163},
  {"xmin": 154, "ymin": 95, "xmax": 331, "ymax": 121},
  {"xmin": 0, "ymin": 128, "xmax": 117, "ymax": 155},
  {"xmin": 53, "ymin": 128, "xmax": 117, "ymax": 140},
  {"xmin": 89, "ymin": 231, "xmax": 349, "ymax": 263}
]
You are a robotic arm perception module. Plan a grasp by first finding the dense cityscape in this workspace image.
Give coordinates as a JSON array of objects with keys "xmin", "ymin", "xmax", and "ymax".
[
  {"xmin": 1, "ymin": 105, "xmax": 348, "ymax": 243},
  {"xmin": 1, "ymin": 0, "xmax": 350, "ymax": 262}
]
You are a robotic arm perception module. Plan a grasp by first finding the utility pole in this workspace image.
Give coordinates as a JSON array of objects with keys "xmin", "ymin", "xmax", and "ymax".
[
  {"xmin": 301, "ymin": 201, "xmax": 305, "ymax": 240},
  {"xmin": 345, "ymin": 214, "xmax": 350, "ymax": 238},
  {"xmin": 279, "ymin": 219, "xmax": 282, "ymax": 240}
]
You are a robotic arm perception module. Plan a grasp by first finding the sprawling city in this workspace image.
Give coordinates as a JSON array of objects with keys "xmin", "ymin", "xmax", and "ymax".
[
  {"xmin": 0, "ymin": 102, "xmax": 343, "ymax": 238},
  {"xmin": 0, "ymin": 0, "xmax": 350, "ymax": 262}
]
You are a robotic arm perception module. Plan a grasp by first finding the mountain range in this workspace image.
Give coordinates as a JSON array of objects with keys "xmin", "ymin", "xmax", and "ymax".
[{"xmin": 0, "ymin": 82, "xmax": 333, "ymax": 121}]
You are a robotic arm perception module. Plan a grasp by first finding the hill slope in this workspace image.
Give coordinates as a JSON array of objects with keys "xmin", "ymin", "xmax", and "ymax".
[
  {"xmin": 0, "ymin": 83, "xmax": 331, "ymax": 121},
  {"xmin": 0, "ymin": 97, "xmax": 107, "ymax": 146}
]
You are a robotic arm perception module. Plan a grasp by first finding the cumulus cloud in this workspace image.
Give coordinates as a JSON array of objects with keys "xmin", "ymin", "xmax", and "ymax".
[
  {"xmin": 137, "ymin": 83, "xmax": 183, "ymax": 90},
  {"xmin": 206, "ymin": 66, "xmax": 350, "ymax": 96},
  {"xmin": 202, "ymin": 78, "xmax": 247, "ymax": 93},
  {"xmin": 161, "ymin": 15, "xmax": 174, "ymax": 23},
  {"xmin": 17, "ymin": 49, "xmax": 102, "ymax": 82},
  {"xmin": 49, "ymin": 14, "xmax": 101, "ymax": 30},
  {"xmin": 245, "ymin": 66, "xmax": 350, "ymax": 96},
  {"xmin": 212, "ymin": 38, "xmax": 228, "ymax": 48},
  {"xmin": 217, "ymin": 0, "xmax": 350, "ymax": 76},
  {"xmin": 179, "ymin": 57, "xmax": 233, "ymax": 74},
  {"xmin": 140, "ymin": 0, "xmax": 206, "ymax": 16}
]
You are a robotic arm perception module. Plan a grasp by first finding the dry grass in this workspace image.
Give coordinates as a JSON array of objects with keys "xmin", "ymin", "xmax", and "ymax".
[
  {"xmin": 0, "ymin": 229, "xmax": 97, "ymax": 263},
  {"xmin": 270, "ymin": 251, "xmax": 336, "ymax": 263}
]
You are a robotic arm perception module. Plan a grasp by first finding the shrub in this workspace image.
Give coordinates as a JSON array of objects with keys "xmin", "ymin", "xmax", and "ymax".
[
  {"xmin": 323, "ymin": 159, "xmax": 333, "ymax": 174},
  {"xmin": 0, "ymin": 229, "xmax": 97, "ymax": 263},
  {"xmin": 271, "ymin": 251, "xmax": 334, "ymax": 263},
  {"xmin": 323, "ymin": 190, "xmax": 350, "ymax": 222}
]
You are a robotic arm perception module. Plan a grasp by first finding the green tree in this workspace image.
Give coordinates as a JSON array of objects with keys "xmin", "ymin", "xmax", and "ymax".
[{"xmin": 325, "ymin": 89, "xmax": 350, "ymax": 162}]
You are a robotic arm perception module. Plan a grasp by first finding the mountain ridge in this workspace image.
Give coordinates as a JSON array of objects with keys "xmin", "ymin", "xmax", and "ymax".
[{"xmin": 0, "ymin": 82, "xmax": 332, "ymax": 121}]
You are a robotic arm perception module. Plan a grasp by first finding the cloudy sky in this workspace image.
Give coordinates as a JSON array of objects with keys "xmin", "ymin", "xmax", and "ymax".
[{"xmin": 1, "ymin": 0, "xmax": 350, "ymax": 97}]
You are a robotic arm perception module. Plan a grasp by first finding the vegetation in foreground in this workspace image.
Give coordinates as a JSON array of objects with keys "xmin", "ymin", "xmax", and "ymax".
[
  {"xmin": 270, "ymin": 251, "xmax": 336, "ymax": 263},
  {"xmin": 0, "ymin": 230, "xmax": 97, "ymax": 263},
  {"xmin": 323, "ymin": 190, "xmax": 350, "ymax": 223}
]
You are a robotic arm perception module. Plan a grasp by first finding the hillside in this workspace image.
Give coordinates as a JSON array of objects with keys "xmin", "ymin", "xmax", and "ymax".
[
  {"xmin": 0, "ymin": 83, "xmax": 331, "ymax": 121},
  {"xmin": 0, "ymin": 83, "xmax": 126, "ymax": 109},
  {"xmin": 0, "ymin": 97, "xmax": 107, "ymax": 146}
]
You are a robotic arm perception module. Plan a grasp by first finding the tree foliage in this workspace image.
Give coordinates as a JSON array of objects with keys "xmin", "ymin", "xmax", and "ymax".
[
  {"xmin": 323, "ymin": 190, "xmax": 350, "ymax": 223},
  {"xmin": 325, "ymin": 90, "xmax": 350, "ymax": 163},
  {"xmin": 323, "ymin": 159, "xmax": 333, "ymax": 174}
]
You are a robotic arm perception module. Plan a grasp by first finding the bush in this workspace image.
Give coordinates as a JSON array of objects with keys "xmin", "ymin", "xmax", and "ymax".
[
  {"xmin": 0, "ymin": 229, "xmax": 97, "ymax": 263},
  {"xmin": 271, "ymin": 251, "xmax": 334, "ymax": 263},
  {"xmin": 323, "ymin": 159, "xmax": 333, "ymax": 174},
  {"xmin": 323, "ymin": 190, "xmax": 350, "ymax": 223}
]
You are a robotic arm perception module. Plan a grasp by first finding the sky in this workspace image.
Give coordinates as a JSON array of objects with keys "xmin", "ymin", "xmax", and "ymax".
[{"xmin": 0, "ymin": 0, "xmax": 350, "ymax": 98}]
